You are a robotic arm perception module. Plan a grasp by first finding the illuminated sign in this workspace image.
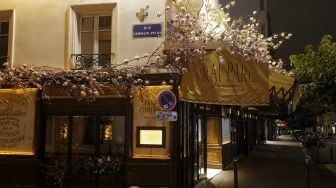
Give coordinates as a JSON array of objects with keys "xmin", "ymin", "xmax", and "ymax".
[
  {"xmin": 136, "ymin": 127, "xmax": 166, "ymax": 148},
  {"xmin": 0, "ymin": 89, "xmax": 37, "ymax": 155}
]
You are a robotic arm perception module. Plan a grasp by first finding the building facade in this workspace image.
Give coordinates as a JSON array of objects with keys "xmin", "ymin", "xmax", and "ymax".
[{"xmin": 0, "ymin": 0, "xmax": 296, "ymax": 187}]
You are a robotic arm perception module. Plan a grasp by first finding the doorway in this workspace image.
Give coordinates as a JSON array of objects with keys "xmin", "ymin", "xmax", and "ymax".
[{"xmin": 205, "ymin": 117, "xmax": 223, "ymax": 179}]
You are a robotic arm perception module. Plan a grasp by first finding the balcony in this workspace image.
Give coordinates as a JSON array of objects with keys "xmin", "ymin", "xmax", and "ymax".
[{"xmin": 71, "ymin": 53, "xmax": 113, "ymax": 69}]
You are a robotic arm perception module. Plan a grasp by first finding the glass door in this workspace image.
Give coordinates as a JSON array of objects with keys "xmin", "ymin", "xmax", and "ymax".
[{"xmin": 44, "ymin": 115, "xmax": 125, "ymax": 188}]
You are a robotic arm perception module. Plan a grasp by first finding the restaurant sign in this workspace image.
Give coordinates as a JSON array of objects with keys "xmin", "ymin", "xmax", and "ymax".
[
  {"xmin": 0, "ymin": 88, "xmax": 37, "ymax": 155},
  {"xmin": 180, "ymin": 50, "xmax": 269, "ymax": 105}
]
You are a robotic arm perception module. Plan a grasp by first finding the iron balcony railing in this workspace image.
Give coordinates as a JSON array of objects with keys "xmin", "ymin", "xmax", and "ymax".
[{"xmin": 71, "ymin": 53, "xmax": 114, "ymax": 69}]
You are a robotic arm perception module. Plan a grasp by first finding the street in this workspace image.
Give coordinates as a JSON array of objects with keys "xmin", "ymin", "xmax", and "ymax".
[{"xmin": 204, "ymin": 135, "xmax": 336, "ymax": 188}]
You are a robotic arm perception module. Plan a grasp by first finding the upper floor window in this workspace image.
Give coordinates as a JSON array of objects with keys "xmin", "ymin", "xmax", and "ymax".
[
  {"xmin": 81, "ymin": 16, "xmax": 111, "ymax": 55},
  {"xmin": 0, "ymin": 20, "xmax": 9, "ymax": 67},
  {"xmin": 70, "ymin": 4, "xmax": 115, "ymax": 70},
  {"xmin": 0, "ymin": 10, "xmax": 13, "ymax": 68}
]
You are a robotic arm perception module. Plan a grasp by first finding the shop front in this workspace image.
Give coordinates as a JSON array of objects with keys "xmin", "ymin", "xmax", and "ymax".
[
  {"xmin": 0, "ymin": 88, "xmax": 40, "ymax": 187},
  {"xmin": 177, "ymin": 49, "xmax": 269, "ymax": 185},
  {"xmin": 0, "ymin": 70, "xmax": 295, "ymax": 188}
]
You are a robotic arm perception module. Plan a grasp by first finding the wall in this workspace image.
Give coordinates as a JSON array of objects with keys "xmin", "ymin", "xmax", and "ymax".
[{"xmin": 0, "ymin": 0, "xmax": 165, "ymax": 68}]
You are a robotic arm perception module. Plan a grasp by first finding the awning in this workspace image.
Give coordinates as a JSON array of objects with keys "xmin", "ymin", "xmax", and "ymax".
[
  {"xmin": 179, "ymin": 50, "xmax": 269, "ymax": 105},
  {"xmin": 269, "ymin": 72, "xmax": 295, "ymax": 101}
]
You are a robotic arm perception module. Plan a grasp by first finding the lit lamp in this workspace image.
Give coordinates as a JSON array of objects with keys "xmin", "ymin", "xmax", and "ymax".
[
  {"xmin": 60, "ymin": 122, "xmax": 68, "ymax": 140},
  {"xmin": 104, "ymin": 124, "xmax": 113, "ymax": 141}
]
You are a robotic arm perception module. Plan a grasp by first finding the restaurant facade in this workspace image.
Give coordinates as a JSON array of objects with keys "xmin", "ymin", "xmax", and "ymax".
[{"xmin": 0, "ymin": 0, "xmax": 297, "ymax": 187}]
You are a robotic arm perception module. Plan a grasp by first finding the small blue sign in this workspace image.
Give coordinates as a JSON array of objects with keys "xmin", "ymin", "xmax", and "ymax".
[
  {"xmin": 133, "ymin": 23, "xmax": 162, "ymax": 38},
  {"xmin": 157, "ymin": 90, "xmax": 177, "ymax": 111}
]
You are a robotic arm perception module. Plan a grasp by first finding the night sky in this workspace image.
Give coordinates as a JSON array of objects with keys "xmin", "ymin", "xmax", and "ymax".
[
  {"xmin": 220, "ymin": 0, "xmax": 336, "ymax": 65},
  {"xmin": 268, "ymin": 0, "xmax": 336, "ymax": 64}
]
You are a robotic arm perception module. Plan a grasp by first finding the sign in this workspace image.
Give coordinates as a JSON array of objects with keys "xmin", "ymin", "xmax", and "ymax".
[
  {"xmin": 0, "ymin": 88, "xmax": 37, "ymax": 155},
  {"xmin": 157, "ymin": 90, "xmax": 177, "ymax": 111},
  {"xmin": 131, "ymin": 86, "xmax": 172, "ymax": 158},
  {"xmin": 133, "ymin": 23, "xmax": 162, "ymax": 38},
  {"xmin": 179, "ymin": 49, "xmax": 269, "ymax": 105},
  {"xmin": 156, "ymin": 111, "xmax": 178, "ymax": 121}
]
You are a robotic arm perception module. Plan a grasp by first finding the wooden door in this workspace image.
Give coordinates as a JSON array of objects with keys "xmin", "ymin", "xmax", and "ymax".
[{"xmin": 206, "ymin": 118, "xmax": 222, "ymax": 168}]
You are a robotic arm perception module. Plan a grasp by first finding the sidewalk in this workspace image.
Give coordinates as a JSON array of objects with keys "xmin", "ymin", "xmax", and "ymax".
[{"xmin": 204, "ymin": 135, "xmax": 336, "ymax": 188}]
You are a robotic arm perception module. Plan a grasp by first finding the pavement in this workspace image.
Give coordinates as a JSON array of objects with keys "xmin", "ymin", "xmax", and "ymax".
[{"xmin": 202, "ymin": 135, "xmax": 336, "ymax": 188}]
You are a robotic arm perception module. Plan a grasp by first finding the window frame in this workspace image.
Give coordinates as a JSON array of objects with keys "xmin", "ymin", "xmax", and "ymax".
[
  {"xmin": 79, "ymin": 14, "xmax": 112, "ymax": 55},
  {"xmin": 0, "ymin": 10, "xmax": 13, "ymax": 67},
  {"xmin": 69, "ymin": 4, "xmax": 116, "ymax": 69},
  {"xmin": 0, "ymin": 20, "xmax": 9, "ymax": 65}
]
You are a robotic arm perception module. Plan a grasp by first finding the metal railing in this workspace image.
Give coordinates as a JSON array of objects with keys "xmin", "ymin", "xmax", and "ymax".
[{"xmin": 71, "ymin": 53, "xmax": 113, "ymax": 69}]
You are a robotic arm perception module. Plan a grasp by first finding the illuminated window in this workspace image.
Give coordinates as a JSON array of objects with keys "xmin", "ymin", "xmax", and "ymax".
[{"xmin": 136, "ymin": 127, "xmax": 166, "ymax": 148}]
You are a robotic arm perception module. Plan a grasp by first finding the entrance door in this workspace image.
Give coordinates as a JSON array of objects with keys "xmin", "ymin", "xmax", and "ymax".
[
  {"xmin": 44, "ymin": 115, "xmax": 125, "ymax": 188},
  {"xmin": 206, "ymin": 117, "xmax": 222, "ymax": 169}
]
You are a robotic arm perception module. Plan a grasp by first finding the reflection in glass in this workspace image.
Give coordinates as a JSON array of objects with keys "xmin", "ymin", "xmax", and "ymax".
[
  {"xmin": 45, "ymin": 116, "xmax": 125, "ymax": 155},
  {"xmin": 45, "ymin": 116, "xmax": 69, "ymax": 153}
]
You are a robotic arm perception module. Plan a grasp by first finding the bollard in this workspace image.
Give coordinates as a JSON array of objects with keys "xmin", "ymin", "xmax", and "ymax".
[
  {"xmin": 305, "ymin": 155, "xmax": 310, "ymax": 188},
  {"xmin": 233, "ymin": 157, "xmax": 238, "ymax": 188}
]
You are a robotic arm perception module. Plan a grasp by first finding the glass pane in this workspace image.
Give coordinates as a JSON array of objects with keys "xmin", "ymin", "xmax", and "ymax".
[
  {"xmin": 99, "ymin": 41, "xmax": 111, "ymax": 55},
  {"xmin": 99, "ymin": 30, "xmax": 111, "ymax": 41},
  {"xmin": 99, "ymin": 16, "xmax": 111, "ymax": 30},
  {"xmin": 81, "ymin": 17, "xmax": 94, "ymax": 31},
  {"xmin": 45, "ymin": 116, "xmax": 69, "ymax": 153},
  {"xmin": 72, "ymin": 116, "xmax": 96, "ymax": 154},
  {"xmin": 99, "ymin": 31, "xmax": 111, "ymax": 54},
  {"xmin": 81, "ymin": 32, "xmax": 94, "ymax": 54},
  {"xmin": 0, "ymin": 47, "xmax": 8, "ymax": 57},
  {"xmin": 222, "ymin": 118, "xmax": 231, "ymax": 144},
  {"xmin": 99, "ymin": 116, "xmax": 125, "ymax": 155},
  {"xmin": 0, "ymin": 22, "xmax": 9, "ymax": 35},
  {"xmin": 0, "ymin": 35, "xmax": 8, "ymax": 47}
]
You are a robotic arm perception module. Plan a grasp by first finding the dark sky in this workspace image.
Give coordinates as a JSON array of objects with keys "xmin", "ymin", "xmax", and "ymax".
[
  {"xmin": 268, "ymin": 0, "xmax": 336, "ymax": 64},
  {"xmin": 220, "ymin": 0, "xmax": 336, "ymax": 65}
]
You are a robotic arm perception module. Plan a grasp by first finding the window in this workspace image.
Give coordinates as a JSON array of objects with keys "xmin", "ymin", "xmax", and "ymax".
[
  {"xmin": 45, "ymin": 116, "xmax": 125, "ymax": 155},
  {"xmin": 70, "ymin": 4, "xmax": 115, "ymax": 69},
  {"xmin": 0, "ymin": 18, "xmax": 10, "ymax": 67},
  {"xmin": 0, "ymin": 10, "xmax": 13, "ymax": 68},
  {"xmin": 80, "ymin": 15, "xmax": 111, "ymax": 67}
]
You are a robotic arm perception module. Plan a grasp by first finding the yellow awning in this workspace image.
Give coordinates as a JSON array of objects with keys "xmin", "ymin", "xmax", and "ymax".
[
  {"xmin": 269, "ymin": 72, "xmax": 295, "ymax": 100},
  {"xmin": 179, "ymin": 50, "xmax": 269, "ymax": 105}
]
